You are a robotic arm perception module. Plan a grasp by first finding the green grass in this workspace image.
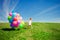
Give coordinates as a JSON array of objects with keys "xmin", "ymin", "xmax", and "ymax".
[{"xmin": 0, "ymin": 22, "xmax": 60, "ymax": 40}]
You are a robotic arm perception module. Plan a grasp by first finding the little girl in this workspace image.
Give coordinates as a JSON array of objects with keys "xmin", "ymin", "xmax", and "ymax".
[{"xmin": 29, "ymin": 18, "xmax": 32, "ymax": 27}]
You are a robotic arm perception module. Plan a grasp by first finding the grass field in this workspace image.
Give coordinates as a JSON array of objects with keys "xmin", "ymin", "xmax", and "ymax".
[{"xmin": 0, "ymin": 22, "xmax": 60, "ymax": 40}]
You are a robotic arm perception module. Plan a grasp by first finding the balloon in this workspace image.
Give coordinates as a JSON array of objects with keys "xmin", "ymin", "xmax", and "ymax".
[
  {"xmin": 13, "ymin": 21, "xmax": 17, "ymax": 25},
  {"xmin": 16, "ymin": 17, "xmax": 20, "ymax": 20},
  {"xmin": 13, "ymin": 17, "xmax": 18, "ymax": 21},
  {"xmin": 8, "ymin": 12, "xmax": 24, "ymax": 29},
  {"xmin": 16, "ymin": 14, "xmax": 20, "ymax": 20},
  {"xmin": 18, "ymin": 20, "xmax": 20, "ymax": 24},
  {"xmin": 21, "ymin": 21, "xmax": 25, "ymax": 25},
  {"xmin": 10, "ymin": 23, "xmax": 14, "ymax": 28},
  {"xmin": 12, "ymin": 13, "xmax": 16, "ymax": 18},
  {"xmin": 8, "ymin": 16, "xmax": 12, "ymax": 20},
  {"xmin": 9, "ymin": 19, "xmax": 13, "ymax": 23},
  {"xmin": 20, "ymin": 16, "xmax": 22, "ymax": 20},
  {"xmin": 13, "ymin": 21, "xmax": 18, "ymax": 27},
  {"xmin": 12, "ymin": 10, "xmax": 15, "ymax": 13},
  {"xmin": 9, "ymin": 12, "xmax": 12, "ymax": 16},
  {"xmin": 15, "ymin": 25, "xmax": 18, "ymax": 27},
  {"xmin": 19, "ymin": 24, "xmax": 24, "ymax": 28},
  {"xmin": 16, "ymin": 14, "xmax": 20, "ymax": 17}
]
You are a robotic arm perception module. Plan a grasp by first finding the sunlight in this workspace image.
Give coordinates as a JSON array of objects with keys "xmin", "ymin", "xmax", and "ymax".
[
  {"xmin": 3, "ymin": 0, "xmax": 9, "ymax": 19},
  {"xmin": 10, "ymin": 0, "xmax": 19, "ymax": 12},
  {"xmin": 2, "ymin": 0, "xmax": 19, "ymax": 21}
]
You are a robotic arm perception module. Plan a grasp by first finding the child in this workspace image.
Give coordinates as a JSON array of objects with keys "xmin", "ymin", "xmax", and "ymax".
[{"xmin": 28, "ymin": 18, "xmax": 32, "ymax": 27}]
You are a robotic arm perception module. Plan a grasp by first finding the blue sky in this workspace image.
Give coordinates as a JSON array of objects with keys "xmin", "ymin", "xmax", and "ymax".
[{"xmin": 0, "ymin": 0, "xmax": 60, "ymax": 22}]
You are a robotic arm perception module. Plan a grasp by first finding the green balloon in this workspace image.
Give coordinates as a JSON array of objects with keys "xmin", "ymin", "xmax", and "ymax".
[
  {"xmin": 8, "ymin": 16, "xmax": 12, "ymax": 20},
  {"xmin": 19, "ymin": 24, "xmax": 24, "ymax": 28}
]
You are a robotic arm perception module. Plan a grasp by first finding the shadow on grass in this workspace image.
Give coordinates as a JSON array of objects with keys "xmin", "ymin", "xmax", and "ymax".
[
  {"xmin": 1, "ymin": 27, "xmax": 27, "ymax": 31},
  {"xmin": 1, "ymin": 28, "xmax": 20, "ymax": 31}
]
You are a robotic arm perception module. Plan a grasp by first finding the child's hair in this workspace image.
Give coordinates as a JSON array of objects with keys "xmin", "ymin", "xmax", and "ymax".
[{"xmin": 30, "ymin": 18, "xmax": 32, "ymax": 20}]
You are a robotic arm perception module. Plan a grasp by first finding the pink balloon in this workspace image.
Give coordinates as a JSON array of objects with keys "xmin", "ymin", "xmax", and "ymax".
[
  {"xmin": 15, "ymin": 24, "xmax": 18, "ymax": 27},
  {"xmin": 9, "ymin": 12, "xmax": 12, "ymax": 16},
  {"xmin": 13, "ymin": 21, "xmax": 18, "ymax": 27},
  {"xmin": 18, "ymin": 20, "xmax": 20, "ymax": 24},
  {"xmin": 13, "ymin": 21, "xmax": 17, "ymax": 25}
]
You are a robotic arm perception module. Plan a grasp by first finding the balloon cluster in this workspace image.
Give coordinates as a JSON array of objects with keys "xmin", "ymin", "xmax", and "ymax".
[{"xmin": 8, "ymin": 12, "xmax": 25, "ymax": 28}]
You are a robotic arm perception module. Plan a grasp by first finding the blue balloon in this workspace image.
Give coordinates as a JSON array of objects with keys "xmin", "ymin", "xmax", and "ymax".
[
  {"xmin": 9, "ymin": 19, "xmax": 13, "ymax": 23},
  {"xmin": 12, "ymin": 13, "xmax": 16, "ymax": 18},
  {"xmin": 12, "ymin": 10, "xmax": 15, "ymax": 13}
]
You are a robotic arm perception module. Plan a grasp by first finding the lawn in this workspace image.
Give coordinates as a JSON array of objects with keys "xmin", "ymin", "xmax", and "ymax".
[{"xmin": 0, "ymin": 22, "xmax": 60, "ymax": 40}]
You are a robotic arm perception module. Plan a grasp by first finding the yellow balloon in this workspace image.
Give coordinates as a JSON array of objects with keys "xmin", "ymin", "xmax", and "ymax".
[{"xmin": 21, "ymin": 21, "xmax": 25, "ymax": 25}]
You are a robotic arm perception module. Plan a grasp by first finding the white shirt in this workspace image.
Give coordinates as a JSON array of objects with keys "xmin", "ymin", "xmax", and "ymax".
[{"xmin": 29, "ymin": 20, "xmax": 32, "ymax": 25}]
